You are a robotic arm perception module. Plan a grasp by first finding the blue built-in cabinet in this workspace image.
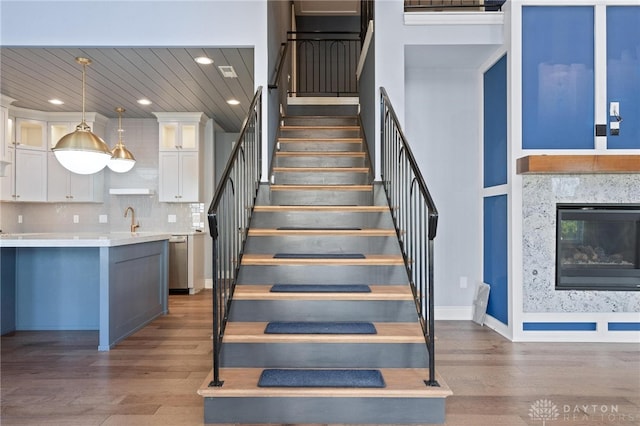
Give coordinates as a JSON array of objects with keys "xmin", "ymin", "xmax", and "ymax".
[
  {"xmin": 484, "ymin": 55, "xmax": 508, "ymax": 188},
  {"xmin": 607, "ymin": 6, "xmax": 640, "ymax": 149},
  {"xmin": 522, "ymin": 6, "xmax": 595, "ymax": 149},
  {"xmin": 483, "ymin": 195, "xmax": 508, "ymax": 326},
  {"xmin": 483, "ymin": 55, "xmax": 509, "ymax": 326}
]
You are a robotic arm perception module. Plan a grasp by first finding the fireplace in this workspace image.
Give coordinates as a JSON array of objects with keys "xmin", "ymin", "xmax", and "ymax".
[{"xmin": 556, "ymin": 204, "xmax": 640, "ymax": 291}]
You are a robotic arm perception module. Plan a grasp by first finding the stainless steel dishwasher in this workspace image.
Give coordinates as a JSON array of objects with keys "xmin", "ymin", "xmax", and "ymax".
[{"xmin": 168, "ymin": 235, "xmax": 188, "ymax": 294}]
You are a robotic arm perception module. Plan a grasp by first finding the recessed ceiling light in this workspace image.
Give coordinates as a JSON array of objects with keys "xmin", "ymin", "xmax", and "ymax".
[
  {"xmin": 137, "ymin": 98, "xmax": 152, "ymax": 106},
  {"xmin": 48, "ymin": 99, "xmax": 64, "ymax": 105},
  {"xmin": 195, "ymin": 56, "xmax": 214, "ymax": 65},
  {"xmin": 227, "ymin": 99, "xmax": 240, "ymax": 106}
]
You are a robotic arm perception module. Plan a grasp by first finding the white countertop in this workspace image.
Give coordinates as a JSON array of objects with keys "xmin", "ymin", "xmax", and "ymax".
[{"xmin": 0, "ymin": 232, "xmax": 172, "ymax": 248}]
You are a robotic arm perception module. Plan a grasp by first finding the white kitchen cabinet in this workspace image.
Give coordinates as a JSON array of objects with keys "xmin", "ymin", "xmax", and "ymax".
[
  {"xmin": 47, "ymin": 152, "xmax": 104, "ymax": 202},
  {"xmin": 1, "ymin": 146, "xmax": 47, "ymax": 202},
  {"xmin": 159, "ymin": 151, "xmax": 199, "ymax": 202},
  {"xmin": 0, "ymin": 117, "xmax": 48, "ymax": 201},
  {"xmin": 15, "ymin": 118, "xmax": 46, "ymax": 150},
  {"xmin": 0, "ymin": 105, "xmax": 12, "ymax": 177},
  {"xmin": 0, "ymin": 96, "xmax": 16, "ymax": 165},
  {"xmin": 158, "ymin": 122, "xmax": 198, "ymax": 151},
  {"xmin": 153, "ymin": 112, "xmax": 208, "ymax": 203}
]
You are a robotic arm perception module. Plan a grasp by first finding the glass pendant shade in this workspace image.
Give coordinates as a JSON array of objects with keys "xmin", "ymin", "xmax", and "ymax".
[
  {"xmin": 107, "ymin": 107, "xmax": 136, "ymax": 173},
  {"xmin": 52, "ymin": 57, "xmax": 112, "ymax": 175}
]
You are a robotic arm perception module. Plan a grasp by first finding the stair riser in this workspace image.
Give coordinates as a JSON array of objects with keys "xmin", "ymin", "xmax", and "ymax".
[
  {"xmin": 275, "ymin": 155, "xmax": 366, "ymax": 168},
  {"xmin": 244, "ymin": 236, "xmax": 400, "ymax": 254},
  {"xmin": 273, "ymin": 171, "xmax": 369, "ymax": 185},
  {"xmin": 270, "ymin": 189, "xmax": 373, "ymax": 206},
  {"xmin": 204, "ymin": 396, "xmax": 446, "ymax": 424},
  {"xmin": 237, "ymin": 265, "xmax": 409, "ymax": 284},
  {"xmin": 286, "ymin": 104, "xmax": 359, "ymax": 116},
  {"xmin": 277, "ymin": 141, "xmax": 362, "ymax": 152},
  {"xmin": 284, "ymin": 117, "xmax": 358, "ymax": 126},
  {"xmin": 220, "ymin": 343, "xmax": 428, "ymax": 368},
  {"xmin": 228, "ymin": 300, "xmax": 417, "ymax": 322},
  {"xmin": 250, "ymin": 212, "xmax": 394, "ymax": 229}
]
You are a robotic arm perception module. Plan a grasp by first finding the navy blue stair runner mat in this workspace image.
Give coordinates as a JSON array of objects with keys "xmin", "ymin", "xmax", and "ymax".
[
  {"xmin": 264, "ymin": 321, "xmax": 377, "ymax": 335},
  {"xmin": 276, "ymin": 226, "xmax": 362, "ymax": 230},
  {"xmin": 270, "ymin": 284, "xmax": 371, "ymax": 293},
  {"xmin": 258, "ymin": 369, "xmax": 386, "ymax": 388},
  {"xmin": 273, "ymin": 253, "xmax": 366, "ymax": 259}
]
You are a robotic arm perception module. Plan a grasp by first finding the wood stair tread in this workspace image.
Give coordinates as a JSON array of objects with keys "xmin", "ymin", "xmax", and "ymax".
[
  {"xmin": 275, "ymin": 151, "xmax": 365, "ymax": 157},
  {"xmin": 273, "ymin": 167, "xmax": 369, "ymax": 172},
  {"xmin": 198, "ymin": 368, "xmax": 452, "ymax": 398},
  {"xmin": 284, "ymin": 115, "xmax": 358, "ymax": 119},
  {"xmin": 270, "ymin": 184, "xmax": 372, "ymax": 191},
  {"xmin": 281, "ymin": 125, "xmax": 360, "ymax": 130},
  {"xmin": 278, "ymin": 137, "xmax": 363, "ymax": 142},
  {"xmin": 223, "ymin": 322, "xmax": 425, "ymax": 343},
  {"xmin": 241, "ymin": 254, "xmax": 404, "ymax": 266},
  {"xmin": 233, "ymin": 285, "xmax": 413, "ymax": 301},
  {"xmin": 253, "ymin": 205, "xmax": 389, "ymax": 212},
  {"xmin": 248, "ymin": 228, "xmax": 395, "ymax": 236}
]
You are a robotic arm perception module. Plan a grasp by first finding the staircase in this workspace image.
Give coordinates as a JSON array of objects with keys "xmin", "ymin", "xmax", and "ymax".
[{"xmin": 199, "ymin": 105, "xmax": 451, "ymax": 424}]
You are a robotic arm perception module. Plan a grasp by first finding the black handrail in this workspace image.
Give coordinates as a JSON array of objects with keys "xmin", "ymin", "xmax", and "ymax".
[
  {"xmin": 207, "ymin": 87, "xmax": 262, "ymax": 387},
  {"xmin": 380, "ymin": 87, "xmax": 440, "ymax": 387},
  {"xmin": 268, "ymin": 42, "xmax": 289, "ymax": 90}
]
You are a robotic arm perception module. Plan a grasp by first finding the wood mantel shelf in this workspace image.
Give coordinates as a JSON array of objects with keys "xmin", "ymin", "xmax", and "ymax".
[{"xmin": 516, "ymin": 155, "xmax": 640, "ymax": 174}]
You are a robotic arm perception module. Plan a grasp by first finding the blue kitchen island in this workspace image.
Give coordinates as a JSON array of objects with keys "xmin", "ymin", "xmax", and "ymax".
[{"xmin": 0, "ymin": 233, "xmax": 170, "ymax": 350}]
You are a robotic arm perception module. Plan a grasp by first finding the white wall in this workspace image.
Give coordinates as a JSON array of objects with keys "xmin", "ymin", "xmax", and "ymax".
[
  {"xmin": 374, "ymin": 0, "xmax": 503, "ymax": 180},
  {"xmin": 405, "ymin": 67, "xmax": 483, "ymax": 312},
  {"xmin": 374, "ymin": 0, "xmax": 503, "ymax": 315}
]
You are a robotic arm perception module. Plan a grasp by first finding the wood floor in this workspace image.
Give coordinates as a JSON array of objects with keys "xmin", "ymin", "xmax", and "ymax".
[{"xmin": 1, "ymin": 290, "xmax": 639, "ymax": 426}]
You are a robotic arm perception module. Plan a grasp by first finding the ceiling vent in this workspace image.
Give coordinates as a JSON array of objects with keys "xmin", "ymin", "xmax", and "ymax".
[{"xmin": 218, "ymin": 65, "xmax": 238, "ymax": 78}]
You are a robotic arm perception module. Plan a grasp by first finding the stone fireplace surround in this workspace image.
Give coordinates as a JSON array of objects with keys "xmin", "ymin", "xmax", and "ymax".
[{"xmin": 522, "ymin": 173, "xmax": 640, "ymax": 313}]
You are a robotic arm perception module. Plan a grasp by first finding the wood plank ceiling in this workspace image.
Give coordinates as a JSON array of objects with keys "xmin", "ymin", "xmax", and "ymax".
[{"xmin": 0, "ymin": 47, "xmax": 254, "ymax": 132}]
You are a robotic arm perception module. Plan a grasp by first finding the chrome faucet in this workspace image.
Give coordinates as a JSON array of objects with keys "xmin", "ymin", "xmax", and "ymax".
[{"xmin": 124, "ymin": 206, "xmax": 140, "ymax": 233}]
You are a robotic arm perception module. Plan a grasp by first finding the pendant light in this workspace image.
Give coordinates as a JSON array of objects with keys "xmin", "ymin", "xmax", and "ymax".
[
  {"xmin": 107, "ymin": 107, "xmax": 136, "ymax": 173},
  {"xmin": 52, "ymin": 57, "xmax": 112, "ymax": 175}
]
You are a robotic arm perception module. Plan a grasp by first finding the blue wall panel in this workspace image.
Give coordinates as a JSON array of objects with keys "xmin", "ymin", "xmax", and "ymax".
[
  {"xmin": 522, "ymin": 6, "xmax": 594, "ymax": 149},
  {"xmin": 523, "ymin": 322, "xmax": 597, "ymax": 331},
  {"xmin": 483, "ymin": 195, "xmax": 508, "ymax": 325},
  {"xmin": 608, "ymin": 322, "xmax": 640, "ymax": 331},
  {"xmin": 607, "ymin": 6, "xmax": 640, "ymax": 149},
  {"xmin": 484, "ymin": 55, "xmax": 508, "ymax": 188}
]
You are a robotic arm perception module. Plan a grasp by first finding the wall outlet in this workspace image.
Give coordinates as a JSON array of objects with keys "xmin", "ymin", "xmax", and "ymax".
[
  {"xmin": 18, "ymin": 215, "xmax": 22, "ymax": 224},
  {"xmin": 99, "ymin": 214, "xmax": 108, "ymax": 224},
  {"xmin": 459, "ymin": 276, "xmax": 468, "ymax": 289},
  {"xmin": 168, "ymin": 214, "xmax": 177, "ymax": 223},
  {"xmin": 73, "ymin": 215, "xmax": 80, "ymax": 224}
]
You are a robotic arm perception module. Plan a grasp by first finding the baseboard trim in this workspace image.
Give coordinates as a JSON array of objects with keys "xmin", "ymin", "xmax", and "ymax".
[{"xmin": 434, "ymin": 306, "xmax": 473, "ymax": 321}]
